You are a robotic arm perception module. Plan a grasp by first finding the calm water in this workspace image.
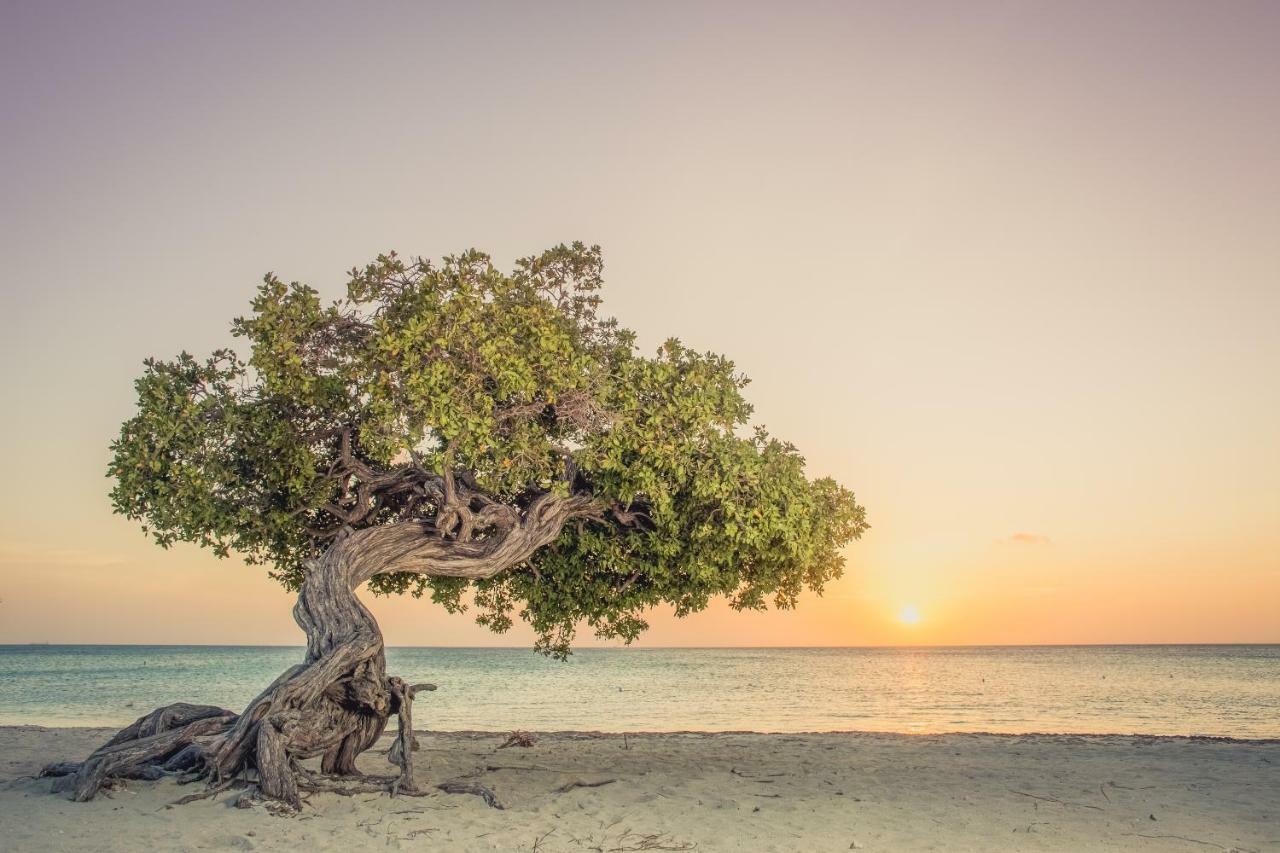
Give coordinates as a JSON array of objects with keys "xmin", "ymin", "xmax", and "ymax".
[{"xmin": 0, "ymin": 645, "xmax": 1277, "ymax": 737}]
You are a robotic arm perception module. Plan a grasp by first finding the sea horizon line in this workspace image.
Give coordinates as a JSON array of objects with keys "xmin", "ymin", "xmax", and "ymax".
[{"xmin": 3, "ymin": 642, "xmax": 1277, "ymax": 650}]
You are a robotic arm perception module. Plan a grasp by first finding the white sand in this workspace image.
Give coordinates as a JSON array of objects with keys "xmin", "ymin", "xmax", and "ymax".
[{"xmin": 1, "ymin": 726, "xmax": 1275, "ymax": 851}]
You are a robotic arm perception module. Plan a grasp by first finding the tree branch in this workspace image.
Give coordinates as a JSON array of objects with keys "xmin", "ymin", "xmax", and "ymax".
[{"xmin": 333, "ymin": 492, "xmax": 601, "ymax": 585}]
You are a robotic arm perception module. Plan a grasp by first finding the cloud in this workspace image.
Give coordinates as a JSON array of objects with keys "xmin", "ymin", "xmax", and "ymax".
[{"xmin": 1001, "ymin": 533, "xmax": 1051, "ymax": 546}]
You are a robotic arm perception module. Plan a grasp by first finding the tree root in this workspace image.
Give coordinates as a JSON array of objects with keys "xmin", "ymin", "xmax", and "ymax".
[
  {"xmin": 167, "ymin": 777, "xmax": 250, "ymax": 807},
  {"xmin": 43, "ymin": 528, "xmax": 453, "ymax": 811},
  {"xmin": 294, "ymin": 766, "xmax": 401, "ymax": 786},
  {"xmin": 42, "ymin": 708, "xmax": 237, "ymax": 802},
  {"xmin": 298, "ymin": 780, "xmax": 435, "ymax": 798},
  {"xmin": 387, "ymin": 679, "xmax": 434, "ymax": 794},
  {"xmin": 291, "ymin": 764, "xmax": 434, "ymax": 800},
  {"xmin": 43, "ymin": 665, "xmax": 435, "ymax": 810}
]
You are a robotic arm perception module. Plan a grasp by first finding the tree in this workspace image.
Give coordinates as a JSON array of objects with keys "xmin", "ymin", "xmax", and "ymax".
[{"xmin": 46, "ymin": 243, "xmax": 867, "ymax": 808}]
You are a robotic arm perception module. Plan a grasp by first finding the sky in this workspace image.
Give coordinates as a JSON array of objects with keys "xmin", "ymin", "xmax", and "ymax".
[{"xmin": 1, "ymin": 1, "xmax": 1277, "ymax": 647}]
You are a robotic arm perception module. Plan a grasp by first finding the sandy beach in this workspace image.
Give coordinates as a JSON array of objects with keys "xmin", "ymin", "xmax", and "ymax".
[{"xmin": 0, "ymin": 726, "xmax": 1274, "ymax": 852}]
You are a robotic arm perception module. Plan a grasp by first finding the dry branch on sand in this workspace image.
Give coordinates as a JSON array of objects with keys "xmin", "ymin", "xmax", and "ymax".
[
  {"xmin": 554, "ymin": 778, "xmax": 619, "ymax": 794},
  {"xmin": 568, "ymin": 829, "xmax": 697, "ymax": 851},
  {"xmin": 435, "ymin": 780, "xmax": 504, "ymax": 809},
  {"xmin": 498, "ymin": 730, "xmax": 539, "ymax": 749}
]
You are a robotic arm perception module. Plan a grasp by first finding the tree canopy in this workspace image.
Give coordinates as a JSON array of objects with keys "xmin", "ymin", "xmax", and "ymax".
[{"xmin": 110, "ymin": 244, "xmax": 867, "ymax": 656}]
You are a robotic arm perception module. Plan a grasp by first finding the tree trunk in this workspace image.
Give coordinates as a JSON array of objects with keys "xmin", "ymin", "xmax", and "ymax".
[
  {"xmin": 44, "ymin": 529, "xmax": 402, "ymax": 807},
  {"xmin": 42, "ymin": 493, "xmax": 595, "ymax": 807}
]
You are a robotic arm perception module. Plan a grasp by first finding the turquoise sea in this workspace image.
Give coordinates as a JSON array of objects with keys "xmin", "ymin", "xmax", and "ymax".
[{"xmin": 0, "ymin": 645, "xmax": 1277, "ymax": 737}]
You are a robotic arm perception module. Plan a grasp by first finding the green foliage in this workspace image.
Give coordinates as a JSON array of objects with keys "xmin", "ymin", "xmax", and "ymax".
[{"xmin": 110, "ymin": 243, "xmax": 868, "ymax": 656}]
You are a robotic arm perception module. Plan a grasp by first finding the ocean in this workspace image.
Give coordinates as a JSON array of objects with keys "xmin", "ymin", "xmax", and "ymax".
[{"xmin": 0, "ymin": 644, "xmax": 1276, "ymax": 738}]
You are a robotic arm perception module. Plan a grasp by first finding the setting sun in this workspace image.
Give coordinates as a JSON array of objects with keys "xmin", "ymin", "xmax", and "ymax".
[{"xmin": 898, "ymin": 605, "xmax": 922, "ymax": 626}]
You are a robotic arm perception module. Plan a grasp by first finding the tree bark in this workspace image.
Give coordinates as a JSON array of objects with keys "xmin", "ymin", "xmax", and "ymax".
[{"xmin": 43, "ymin": 493, "xmax": 595, "ymax": 807}]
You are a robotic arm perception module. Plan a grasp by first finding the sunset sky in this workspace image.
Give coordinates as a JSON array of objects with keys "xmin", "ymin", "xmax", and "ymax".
[{"xmin": 1, "ymin": 1, "xmax": 1277, "ymax": 647}]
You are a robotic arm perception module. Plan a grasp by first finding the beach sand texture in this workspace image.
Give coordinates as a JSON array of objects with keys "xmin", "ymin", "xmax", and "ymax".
[{"xmin": 1, "ymin": 726, "xmax": 1274, "ymax": 852}]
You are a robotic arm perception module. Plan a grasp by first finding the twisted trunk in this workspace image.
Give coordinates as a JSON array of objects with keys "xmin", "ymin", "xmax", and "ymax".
[{"xmin": 44, "ymin": 493, "xmax": 595, "ymax": 808}]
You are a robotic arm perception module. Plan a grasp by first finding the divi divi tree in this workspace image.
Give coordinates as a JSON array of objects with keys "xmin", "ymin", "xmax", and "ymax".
[{"xmin": 49, "ymin": 244, "xmax": 867, "ymax": 808}]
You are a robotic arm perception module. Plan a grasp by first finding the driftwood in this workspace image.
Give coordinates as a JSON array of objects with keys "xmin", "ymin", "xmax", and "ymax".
[{"xmin": 436, "ymin": 780, "xmax": 504, "ymax": 809}]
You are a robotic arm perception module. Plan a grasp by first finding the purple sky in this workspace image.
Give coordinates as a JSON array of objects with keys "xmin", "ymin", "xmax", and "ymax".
[{"xmin": 2, "ymin": 1, "xmax": 1278, "ymax": 645}]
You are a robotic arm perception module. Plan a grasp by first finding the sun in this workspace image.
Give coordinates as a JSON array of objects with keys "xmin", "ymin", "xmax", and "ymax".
[{"xmin": 898, "ymin": 605, "xmax": 922, "ymax": 626}]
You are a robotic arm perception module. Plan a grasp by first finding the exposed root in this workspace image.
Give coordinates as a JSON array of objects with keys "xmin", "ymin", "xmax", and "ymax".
[
  {"xmin": 38, "ymin": 762, "xmax": 80, "ymax": 778},
  {"xmin": 44, "ymin": 528, "xmax": 457, "ymax": 811},
  {"xmin": 44, "ymin": 666, "xmax": 433, "ymax": 809},
  {"xmin": 297, "ymin": 780, "xmax": 435, "ymax": 798},
  {"xmin": 167, "ymin": 777, "xmax": 249, "ymax": 807},
  {"xmin": 43, "ymin": 708, "xmax": 237, "ymax": 802},
  {"xmin": 103, "ymin": 703, "xmax": 232, "ymax": 748},
  {"xmin": 294, "ymin": 766, "xmax": 401, "ymax": 786},
  {"xmin": 387, "ymin": 678, "xmax": 433, "ymax": 793}
]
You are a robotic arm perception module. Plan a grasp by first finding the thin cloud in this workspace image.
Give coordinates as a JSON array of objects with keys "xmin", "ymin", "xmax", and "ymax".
[{"xmin": 1001, "ymin": 533, "xmax": 1051, "ymax": 546}]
